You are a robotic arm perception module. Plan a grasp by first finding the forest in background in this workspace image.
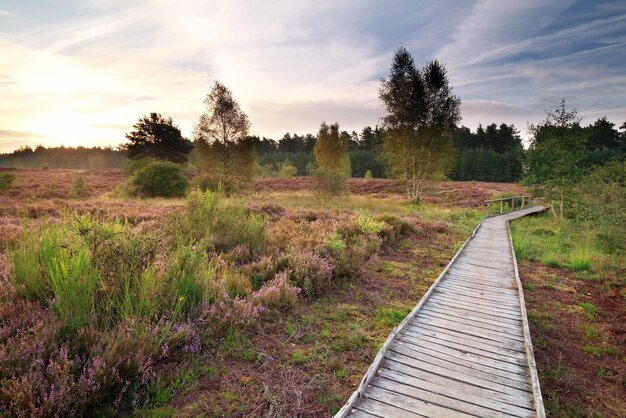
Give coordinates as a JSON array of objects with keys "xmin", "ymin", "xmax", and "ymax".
[{"xmin": 2, "ymin": 117, "xmax": 623, "ymax": 184}]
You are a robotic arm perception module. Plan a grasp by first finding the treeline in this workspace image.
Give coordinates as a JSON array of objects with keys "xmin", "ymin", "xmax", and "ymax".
[
  {"xmin": 0, "ymin": 145, "xmax": 126, "ymax": 169},
  {"xmin": 250, "ymin": 126, "xmax": 385, "ymax": 178},
  {"xmin": 3, "ymin": 118, "xmax": 623, "ymax": 185}
]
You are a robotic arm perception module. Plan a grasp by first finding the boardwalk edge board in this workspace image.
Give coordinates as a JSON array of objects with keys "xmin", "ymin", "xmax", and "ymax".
[
  {"xmin": 507, "ymin": 215, "xmax": 546, "ymax": 417},
  {"xmin": 335, "ymin": 206, "xmax": 547, "ymax": 418}
]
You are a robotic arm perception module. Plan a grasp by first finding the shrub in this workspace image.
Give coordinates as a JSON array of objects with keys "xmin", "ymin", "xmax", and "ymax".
[
  {"xmin": 312, "ymin": 168, "xmax": 348, "ymax": 197},
  {"xmin": 363, "ymin": 170, "xmax": 373, "ymax": 180},
  {"xmin": 131, "ymin": 161, "xmax": 188, "ymax": 197},
  {"xmin": 278, "ymin": 163, "xmax": 298, "ymax": 178},
  {"xmin": 123, "ymin": 157, "xmax": 157, "ymax": 178},
  {"xmin": 251, "ymin": 271, "xmax": 300, "ymax": 311},
  {"xmin": 242, "ymin": 256, "xmax": 278, "ymax": 289},
  {"xmin": 172, "ymin": 190, "xmax": 266, "ymax": 253},
  {"xmin": 220, "ymin": 268, "xmax": 252, "ymax": 299},
  {"xmin": 356, "ymin": 210, "xmax": 386, "ymax": 234},
  {"xmin": 166, "ymin": 244, "xmax": 218, "ymax": 313},
  {"xmin": 285, "ymin": 251, "xmax": 334, "ymax": 297},
  {"xmin": 69, "ymin": 176, "xmax": 86, "ymax": 198},
  {"xmin": 0, "ymin": 172, "xmax": 16, "ymax": 194}
]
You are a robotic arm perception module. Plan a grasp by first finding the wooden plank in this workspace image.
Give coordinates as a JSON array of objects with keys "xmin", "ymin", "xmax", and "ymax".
[
  {"xmin": 429, "ymin": 292, "xmax": 521, "ymax": 314},
  {"xmin": 438, "ymin": 280, "xmax": 519, "ymax": 297},
  {"xmin": 365, "ymin": 385, "xmax": 474, "ymax": 418},
  {"xmin": 398, "ymin": 331, "xmax": 527, "ymax": 366},
  {"xmin": 414, "ymin": 310, "xmax": 525, "ymax": 340},
  {"xmin": 393, "ymin": 339, "xmax": 529, "ymax": 383},
  {"xmin": 354, "ymin": 398, "xmax": 426, "ymax": 418},
  {"xmin": 411, "ymin": 320, "xmax": 525, "ymax": 351},
  {"xmin": 422, "ymin": 305, "xmax": 521, "ymax": 328},
  {"xmin": 385, "ymin": 350, "xmax": 532, "ymax": 398},
  {"xmin": 392, "ymin": 337, "xmax": 528, "ymax": 376},
  {"xmin": 434, "ymin": 286, "xmax": 519, "ymax": 304},
  {"xmin": 383, "ymin": 360, "xmax": 534, "ymax": 410},
  {"xmin": 378, "ymin": 368, "xmax": 534, "ymax": 417},
  {"xmin": 372, "ymin": 377, "xmax": 520, "ymax": 418},
  {"xmin": 428, "ymin": 294, "xmax": 522, "ymax": 320},
  {"xmin": 347, "ymin": 408, "xmax": 381, "ymax": 418}
]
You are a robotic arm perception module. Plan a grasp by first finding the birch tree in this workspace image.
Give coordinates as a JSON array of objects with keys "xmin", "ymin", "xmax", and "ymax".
[
  {"xmin": 379, "ymin": 48, "xmax": 460, "ymax": 203},
  {"xmin": 194, "ymin": 81, "xmax": 255, "ymax": 194}
]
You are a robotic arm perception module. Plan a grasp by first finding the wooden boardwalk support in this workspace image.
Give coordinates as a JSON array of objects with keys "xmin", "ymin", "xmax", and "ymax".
[{"xmin": 336, "ymin": 206, "xmax": 547, "ymax": 418}]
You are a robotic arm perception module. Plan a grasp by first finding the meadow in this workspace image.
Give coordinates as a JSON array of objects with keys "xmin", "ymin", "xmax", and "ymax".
[
  {"xmin": 511, "ymin": 215, "xmax": 625, "ymax": 417},
  {"xmin": 0, "ymin": 168, "xmax": 527, "ymax": 417}
]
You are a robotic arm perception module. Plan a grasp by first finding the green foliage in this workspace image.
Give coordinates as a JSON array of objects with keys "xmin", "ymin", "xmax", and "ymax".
[
  {"xmin": 349, "ymin": 150, "xmax": 385, "ymax": 178},
  {"xmin": 356, "ymin": 210, "xmax": 386, "ymax": 234},
  {"xmin": 363, "ymin": 169, "xmax": 373, "ymax": 180},
  {"xmin": 194, "ymin": 81, "xmax": 255, "ymax": 194},
  {"xmin": 379, "ymin": 48, "xmax": 460, "ymax": 202},
  {"xmin": 0, "ymin": 145, "xmax": 126, "ymax": 169},
  {"xmin": 0, "ymin": 172, "xmax": 16, "ymax": 193},
  {"xmin": 123, "ymin": 156, "xmax": 157, "ymax": 177},
  {"xmin": 130, "ymin": 160, "xmax": 189, "ymax": 197},
  {"xmin": 312, "ymin": 122, "xmax": 351, "ymax": 196},
  {"xmin": 124, "ymin": 113, "xmax": 193, "ymax": 164},
  {"xmin": 450, "ymin": 148, "xmax": 524, "ymax": 182},
  {"xmin": 69, "ymin": 176, "xmax": 86, "ymax": 198},
  {"xmin": 573, "ymin": 160, "xmax": 625, "ymax": 254},
  {"xmin": 171, "ymin": 190, "xmax": 266, "ymax": 253}
]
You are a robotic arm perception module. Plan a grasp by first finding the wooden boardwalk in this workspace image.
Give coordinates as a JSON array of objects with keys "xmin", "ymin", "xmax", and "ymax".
[{"xmin": 336, "ymin": 206, "xmax": 546, "ymax": 418}]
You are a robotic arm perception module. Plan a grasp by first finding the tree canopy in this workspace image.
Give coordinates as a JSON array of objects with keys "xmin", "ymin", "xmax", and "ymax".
[
  {"xmin": 194, "ymin": 81, "xmax": 256, "ymax": 192},
  {"xmin": 379, "ymin": 47, "xmax": 460, "ymax": 202},
  {"xmin": 124, "ymin": 113, "xmax": 193, "ymax": 163}
]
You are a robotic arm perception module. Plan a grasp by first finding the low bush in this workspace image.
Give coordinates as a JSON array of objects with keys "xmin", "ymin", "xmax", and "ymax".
[
  {"xmin": 171, "ymin": 190, "xmax": 266, "ymax": 253},
  {"xmin": 285, "ymin": 251, "xmax": 333, "ymax": 297},
  {"xmin": 130, "ymin": 161, "xmax": 188, "ymax": 198},
  {"xmin": 0, "ymin": 172, "xmax": 16, "ymax": 194},
  {"xmin": 251, "ymin": 271, "xmax": 300, "ymax": 311}
]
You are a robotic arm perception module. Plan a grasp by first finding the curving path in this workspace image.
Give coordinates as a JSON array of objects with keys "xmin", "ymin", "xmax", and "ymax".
[{"xmin": 336, "ymin": 206, "xmax": 547, "ymax": 418}]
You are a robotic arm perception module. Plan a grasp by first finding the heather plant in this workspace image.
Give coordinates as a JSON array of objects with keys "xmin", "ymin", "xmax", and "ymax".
[
  {"xmin": 251, "ymin": 270, "xmax": 300, "ymax": 311},
  {"xmin": 285, "ymin": 251, "xmax": 334, "ymax": 297}
]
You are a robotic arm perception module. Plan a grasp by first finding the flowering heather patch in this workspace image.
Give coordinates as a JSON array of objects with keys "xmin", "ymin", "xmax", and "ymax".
[{"xmin": 252, "ymin": 271, "xmax": 301, "ymax": 311}]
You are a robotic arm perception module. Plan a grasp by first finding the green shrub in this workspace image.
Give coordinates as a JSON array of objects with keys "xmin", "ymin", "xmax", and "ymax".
[
  {"xmin": 69, "ymin": 176, "xmax": 86, "ymax": 198},
  {"xmin": 172, "ymin": 190, "xmax": 266, "ymax": 253},
  {"xmin": 167, "ymin": 243, "xmax": 218, "ymax": 312},
  {"xmin": 0, "ymin": 172, "xmax": 16, "ymax": 193},
  {"xmin": 363, "ymin": 170, "xmax": 373, "ymax": 180},
  {"xmin": 123, "ymin": 157, "xmax": 157, "ymax": 177},
  {"xmin": 131, "ymin": 161, "xmax": 188, "ymax": 197}
]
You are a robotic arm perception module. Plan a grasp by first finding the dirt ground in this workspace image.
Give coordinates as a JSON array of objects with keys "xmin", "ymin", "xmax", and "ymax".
[{"xmin": 518, "ymin": 261, "xmax": 625, "ymax": 417}]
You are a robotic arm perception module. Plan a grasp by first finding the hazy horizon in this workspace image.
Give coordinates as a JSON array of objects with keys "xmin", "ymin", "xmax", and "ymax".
[{"xmin": 1, "ymin": 0, "xmax": 625, "ymax": 153}]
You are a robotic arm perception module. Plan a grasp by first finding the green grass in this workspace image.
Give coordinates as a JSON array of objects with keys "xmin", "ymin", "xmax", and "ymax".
[{"xmin": 511, "ymin": 214, "xmax": 621, "ymax": 273}]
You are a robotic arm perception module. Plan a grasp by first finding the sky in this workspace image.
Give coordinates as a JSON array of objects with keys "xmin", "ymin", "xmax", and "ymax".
[{"xmin": 0, "ymin": 0, "xmax": 625, "ymax": 153}]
